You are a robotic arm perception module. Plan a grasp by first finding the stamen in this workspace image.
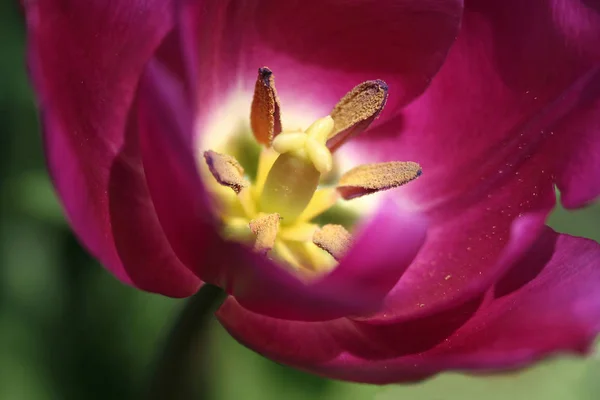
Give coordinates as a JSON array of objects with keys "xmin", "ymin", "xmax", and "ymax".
[
  {"xmin": 250, "ymin": 67, "xmax": 282, "ymax": 145},
  {"xmin": 296, "ymin": 188, "xmax": 339, "ymax": 222},
  {"xmin": 337, "ymin": 161, "xmax": 422, "ymax": 200},
  {"xmin": 272, "ymin": 241, "xmax": 303, "ymax": 271},
  {"xmin": 249, "ymin": 213, "xmax": 281, "ymax": 254},
  {"xmin": 203, "ymin": 150, "xmax": 248, "ymax": 194},
  {"xmin": 301, "ymin": 242, "xmax": 337, "ymax": 273},
  {"xmin": 279, "ymin": 223, "xmax": 318, "ymax": 242},
  {"xmin": 222, "ymin": 217, "xmax": 253, "ymax": 241},
  {"xmin": 237, "ymin": 188, "xmax": 257, "ymax": 218},
  {"xmin": 327, "ymin": 80, "xmax": 388, "ymax": 152},
  {"xmin": 313, "ymin": 224, "xmax": 352, "ymax": 261}
]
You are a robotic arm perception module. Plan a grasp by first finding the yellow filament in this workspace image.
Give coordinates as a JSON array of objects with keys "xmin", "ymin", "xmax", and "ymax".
[
  {"xmin": 272, "ymin": 240, "xmax": 304, "ymax": 270},
  {"xmin": 222, "ymin": 217, "xmax": 253, "ymax": 242},
  {"xmin": 238, "ymin": 188, "xmax": 257, "ymax": 218},
  {"xmin": 296, "ymin": 188, "xmax": 339, "ymax": 222},
  {"xmin": 279, "ymin": 222, "xmax": 318, "ymax": 242}
]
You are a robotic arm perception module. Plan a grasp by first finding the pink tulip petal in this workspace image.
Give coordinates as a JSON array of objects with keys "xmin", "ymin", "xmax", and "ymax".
[
  {"xmin": 177, "ymin": 0, "xmax": 463, "ymax": 132},
  {"xmin": 555, "ymin": 71, "xmax": 600, "ymax": 208},
  {"xmin": 229, "ymin": 202, "xmax": 427, "ymax": 321},
  {"xmin": 345, "ymin": 0, "xmax": 600, "ymax": 319},
  {"xmin": 320, "ymin": 202, "xmax": 427, "ymax": 304},
  {"xmin": 137, "ymin": 59, "xmax": 224, "ymax": 281},
  {"xmin": 218, "ymin": 230, "xmax": 600, "ymax": 383},
  {"xmin": 360, "ymin": 209, "xmax": 552, "ymax": 324},
  {"xmin": 25, "ymin": 0, "xmax": 200, "ymax": 296},
  {"xmin": 354, "ymin": 155, "xmax": 557, "ymax": 322},
  {"xmin": 212, "ymin": 246, "xmax": 384, "ymax": 322}
]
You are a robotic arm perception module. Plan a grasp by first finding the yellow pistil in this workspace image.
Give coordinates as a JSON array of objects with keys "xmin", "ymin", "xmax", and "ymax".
[
  {"xmin": 271, "ymin": 116, "xmax": 335, "ymax": 174},
  {"xmin": 200, "ymin": 68, "xmax": 421, "ymax": 277},
  {"xmin": 259, "ymin": 152, "xmax": 321, "ymax": 221},
  {"xmin": 259, "ymin": 116, "xmax": 335, "ymax": 221}
]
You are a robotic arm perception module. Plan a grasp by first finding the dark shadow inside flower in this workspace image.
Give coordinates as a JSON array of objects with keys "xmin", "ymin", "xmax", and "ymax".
[
  {"xmin": 108, "ymin": 111, "xmax": 200, "ymax": 293},
  {"xmin": 582, "ymin": 0, "xmax": 600, "ymax": 12},
  {"xmin": 153, "ymin": 30, "xmax": 187, "ymax": 91},
  {"xmin": 466, "ymin": 0, "xmax": 565, "ymax": 91},
  {"xmin": 578, "ymin": 67, "xmax": 600, "ymax": 106},
  {"xmin": 493, "ymin": 226, "xmax": 556, "ymax": 298},
  {"xmin": 254, "ymin": 1, "xmax": 461, "ymax": 77},
  {"xmin": 339, "ymin": 296, "xmax": 483, "ymax": 359}
]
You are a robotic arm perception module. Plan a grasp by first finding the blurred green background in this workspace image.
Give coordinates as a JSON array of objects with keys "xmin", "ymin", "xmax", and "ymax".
[{"xmin": 2, "ymin": 2, "xmax": 600, "ymax": 399}]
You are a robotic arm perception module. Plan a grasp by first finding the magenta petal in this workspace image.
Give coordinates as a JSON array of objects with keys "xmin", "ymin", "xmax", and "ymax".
[
  {"xmin": 332, "ymin": 230, "xmax": 600, "ymax": 383},
  {"xmin": 217, "ymin": 297, "xmax": 346, "ymax": 365},
  {"xmin": 177, "ymin": 0, "xmax": 463, "ymax": 128},
  {"xmin": 218, "ymin": 230, "xmax": 600, "ymax": 384},
  {"xmin": 360, "ymin": 1, "xmax": 600, "ymax": 211},
  {"xmin": 137, "ymin": 59, "xmax": 223, "ymax": 280},
  {"xmin": 356, "ymin": 0, "xmax": 600, "ymax": 209},
  {"xmin": 225, "ymin": 203, "xmax": 427, "ymax": 321},
  {"xmin": 555, "ymin": 70, "xmax": 600, "ymax": 208},
  {"xmin": 25, "ymin": 0, "xmax": 200, "ymax": 295},
  {"xmin": 363, "ymin": 209, "xmax": 552, "ymax": 324},
  {"xmin": 348, "ymin": 0, "xmax": 600, "ymax": 319},
  {"xmin": 355, "ymin": 158, "xmax": 557, "ymax": 322},
  {"xmin": 322, "ymin": 202, "xmax": 427, "ymax": 303}
]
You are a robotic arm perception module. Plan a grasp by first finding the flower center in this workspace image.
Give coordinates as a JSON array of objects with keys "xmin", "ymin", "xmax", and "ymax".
[
  {"xmin": 260, "ymin": 116, "xmax": 334, "ymax": 220},
  {"xmin": 201, "ymin": 67, "xmax": 421, "ymax": 276}
]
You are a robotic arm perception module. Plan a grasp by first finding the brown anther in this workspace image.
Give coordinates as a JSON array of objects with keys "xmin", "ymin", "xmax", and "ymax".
[
  {"xmin": 249, "ymin": 213, "xmax": 281, "ymax": 254},
  {"xmin": 250, "ymin": 67, "xmax": 282, "ymax": 145},
  {"xmin": 337, "ymin": 161, "xmax": 422, "ymax": 200},
  {"xmin": 203, "ymin": 150, "xmax": 248, "ymax": 193},
  {"xmin": 327, "ymin": 80, "xmax": 388, "ymax": 152},
  {"xmin": 313, "ymin": 224, "xmax": 352, "ymax": 261}
]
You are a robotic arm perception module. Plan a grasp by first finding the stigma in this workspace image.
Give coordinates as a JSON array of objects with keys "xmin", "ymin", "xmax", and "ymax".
[
  {"xmin": 260, "ymin": 116, "xmax": 334, "ymax": 220},
  {"xmin": 201, "ymin": 67, "xmax": 422, "ymax": 276}
]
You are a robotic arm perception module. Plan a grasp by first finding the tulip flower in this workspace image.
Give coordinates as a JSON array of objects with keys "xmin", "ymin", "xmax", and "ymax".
[{"xmin": 25, "ymin": 0, "xmax": 600, "ymax": 384}]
